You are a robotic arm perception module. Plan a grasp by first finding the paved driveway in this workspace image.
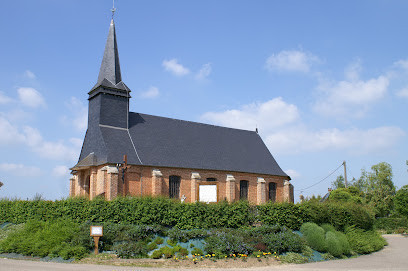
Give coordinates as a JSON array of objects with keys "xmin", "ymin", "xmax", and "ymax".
[{"xmin": 0, "ymin": 235, "xmax": 407, "ymax": 271}]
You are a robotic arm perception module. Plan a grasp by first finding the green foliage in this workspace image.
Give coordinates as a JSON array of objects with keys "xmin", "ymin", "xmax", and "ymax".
[
  {"xmin": 301, "ymin": 222, "xmax": 351, "ymax": 257},
  {"xmin": 358, "ymin": 162, "xmax": 396, "ymax": 217},
  {"xmin": 334, "ymin": 231, "xmax": 351, "ymax": 255},
  {"xmin": 345, "ymin": 226, "xmax": 387, "ymax": 254},
  {"xmin": 325, "ymin": 231, "xmax": 342, "ymax": 257},
  {"xmin": 332, "ymin": 175, "xmax": 346, "ymax": 190},
  {"xmin": 374, "ymin": 217, "xmax": 408, "ymax": 233},
  {"xmin": 303, "ymin": 201, "xmax": 374, "ymax": 231},
  {"xmin": 154, "ymin": 236, "xmax": 164, "ymax": 245},
  {"xmin": 167, "ymin": 227, "xmax": 208, "ymax": 242},
  {"xmin": 151, "ymin": 246, "xmax": 174, "ymax": 259},
  {"xmin": 257, "ymin": 202, "xmax": 311, "ymax": 230},
  {"xmin": 147, "ymin": 242, "xmax": 158, "ymax": 251},
  {"xmin": 204, "ymin": 229, "xmax": 254, "ymax": 256},
  {"xmin": 0, "ymin": 197, "xmax": 375, "ymax": 232},
  {"xmin": 320, "ymin": 223, "xmax": 336, "ymax": 233},
  {"xmin": 167, "ymin": 238, "xmax": 177, "ymax": 247},
  {"xmin": 262, "ymin": 229, "xmax": 305, "ymax": 254},
  {"xmin": 112, "ymin": 241, "xmax": 149, "ymax": 258},
  {"xmin": 394, "ymin": 185, "xmax": 408, "ymax": 218},
  {"xmin": 0, "ymin": 219, "xmax": 90, "ymax": 260},
  {"xmin": 280, "ymin": 252, "xmax": 309, "ymax": 264},
  {"xmin": 329, "ymin": 188, "xmax": 362, "ymax": 204},
  {"xmin": 191, "ymin": 247, "xmax": 203, "ymax": 255},
  {"xmin": 300, "ymin": 223, "xmax": 326, "ymax": 252},
  {"xmin": 0, "ymin": 197, "xmax": 255, "ymax": 229}
]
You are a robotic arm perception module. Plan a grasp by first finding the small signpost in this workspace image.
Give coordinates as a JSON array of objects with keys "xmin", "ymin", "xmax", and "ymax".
[{"xmin": 90, "ymin": 226, "xmax": 103, "ymax": 255}]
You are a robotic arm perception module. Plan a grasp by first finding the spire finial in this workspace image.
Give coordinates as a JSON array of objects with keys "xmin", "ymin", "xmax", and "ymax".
[{"xmin": 111, "ymin": 0, "xmax": 116, "ymax": 19}]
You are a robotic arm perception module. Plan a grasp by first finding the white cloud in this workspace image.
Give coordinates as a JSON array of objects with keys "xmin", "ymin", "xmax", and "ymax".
[
  {"xmin": 17, "ymin": 87, "xmax": 46, "ymax": 108},
  {"xmin": 285, "ymin": 169, "xmax": 301, "ymax": 179},
  {"xmin": 0, "ymin": 116, "xmax": 26, "ymax": 145},
  {"xmin": 140, "ymin": 86, "xmax": 160, "ymax": 99},
  {"xmin": 396, "ymin": 87, "xmax": 408, "ymax": 98},
  {"xmin": 265, "ymin": 50, "xmax": 319, "ymax": 73},
  {"xmin": 0, "ymin": 115, "xmax": 79, "ymax": 162},
  {"xmin": 201, "ymin": 97, "xmax": 299, "ymax": 132},
  {"xmin": 314, "ymin": 73, "xmax": 389, "ymax": 118},
  {"xmin": 0, "ymin": 91, "xmax": 13, "ymax": 105},
  {"xmin": 0, "ymin": 163, "xmax": 42, "ymax": 177},
  {"xmin": 201, "ymin": 97, "xmax": 405, "ymax": 156},
  {"xmin": 24, "ymin": 70, "xmax": 36, "ymax": 79},
  {"xmin": 162, "ymin": 59, "xmax": 190, "ymax": 76},
  {"xmin": 195, "ymin": 63, "xmax": 212, "ymax": 80},
  {"xmin": 64, "ymin": 97, "xmax": 87, "ymax": 132},
  {"xmin": 394, "ymin": 59, "xmax": 408, "ymax": 71},
  {"xmin": 265, "ymin": 126, "xmax": 405, "ymax": 155},
  {"xmin": 52, "ymin": 165, "xmax": 70, "ymax": 177}
]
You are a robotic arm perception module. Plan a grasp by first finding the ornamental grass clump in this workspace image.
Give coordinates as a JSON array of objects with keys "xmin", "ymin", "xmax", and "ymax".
[
  {"xmin": 300, "ymin": 223, "xmax": 327, "ymax": 252},
  {"xmin": 325, "ymin": 231, "xmax": 342, "ymax": 257}
]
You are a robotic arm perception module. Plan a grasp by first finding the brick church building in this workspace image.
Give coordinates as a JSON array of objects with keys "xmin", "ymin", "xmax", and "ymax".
[{"xmin": 69, "ymin": 18, "xmax": 294, "ymax": 204}]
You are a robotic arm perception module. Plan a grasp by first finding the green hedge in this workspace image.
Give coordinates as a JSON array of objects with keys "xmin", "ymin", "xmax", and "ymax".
[
  {"xmin": 0, "ymin": 197, "xmax": 374, "ymax": 230},
  {"xmin": 374, "ymin": 217, "xmax": 408, "ymax": 233}
]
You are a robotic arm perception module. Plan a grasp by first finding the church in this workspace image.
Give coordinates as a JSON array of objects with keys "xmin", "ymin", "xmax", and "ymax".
[{"xmin": 69, "ymin": 17, "xmax": 294, "ymax": 204}]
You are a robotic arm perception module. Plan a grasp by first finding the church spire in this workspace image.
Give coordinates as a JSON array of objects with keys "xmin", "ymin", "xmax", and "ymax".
[
  {"xmin": 89, "ymin": 17, "xmax": 130, "ymax": 97},
  {"xmin": 97, "ymin": 19, "xmax": 122, "ymax": 85}
]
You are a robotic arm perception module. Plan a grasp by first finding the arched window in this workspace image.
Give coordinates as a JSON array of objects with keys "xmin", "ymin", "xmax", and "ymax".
[
  {"xmin": 169, "ymin": 175, "xmax": 181, "ymax": 199},
  {"xmin": 269, "ymin": 182, "xmax": 276, "ymax": 202},
  {"xmin": 240, "ymin": 180, "xmax": 249, "ymax": 200}
]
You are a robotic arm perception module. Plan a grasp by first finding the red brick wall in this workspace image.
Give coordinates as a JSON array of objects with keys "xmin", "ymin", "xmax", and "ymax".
[{"xmin": 117, "ymin": 165, "xmax": 290, "ymax": 204}]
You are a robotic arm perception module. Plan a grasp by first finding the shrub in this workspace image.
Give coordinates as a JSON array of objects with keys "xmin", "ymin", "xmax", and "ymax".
[
  {"xmin": 0, "ymin": 219, "xmax": 90, "ymax": 259},
  {"xmin": 151, "ymin": 246, "xmax": 174, "ymax": 259},
  {"xmin": 204, "ymin": 230, "xmax": 254, "ymax": 256},
  {"xmin": 154, "ymin": 236, "xmax": 164, "ymax": 244},
  {"xmin": 300, "ymin": 223, "xmax": 326, "ymax": 252},
  {"xmin": 147, "ymin": 242, "xmax": 158, "ymax": 251},
  {"xmin": 334, "ymin": 231, "xmax": 350, "ymax": 255},
  {"xmin": 346, "ymin": 226, "xmax": 387, "ymax": 254},
  {"xmin": 374, "ymin": 217, "xmax": 408, "ymax": 233},
  {"xmin": 257, "ymin": 202, "xmax": 310, "ymax": 230},
  {"xmin": 395, "ymin": 185, "xmax": 408, "ymax": 218},
  {"xmin": 263, "ymin": 230, "xmax": 305, "ymax": 254},
  {"xmin": 303, "ymin": 202, "xmax": 374, "ymax": 231},
  {"xmin": 325, "ymin": 232, "xmax": 342, "ymax": 257},
  {"xmin": 320, "ymin": 223, "xmax": 336, "ymax": 233},
  {"xmin": 191, "ymin": 247, "xmax": 203, "ymax": 255}
]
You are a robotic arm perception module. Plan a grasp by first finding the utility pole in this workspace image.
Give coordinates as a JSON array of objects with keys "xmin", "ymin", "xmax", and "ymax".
[{"xmin": 343, "ymin": 161, "xmax": 348, "ymax": 188}]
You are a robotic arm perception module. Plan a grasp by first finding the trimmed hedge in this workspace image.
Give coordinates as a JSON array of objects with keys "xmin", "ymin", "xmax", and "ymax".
[{"xmin": 0, "ymin": 197, "xmax": 375, "ymax": 230}]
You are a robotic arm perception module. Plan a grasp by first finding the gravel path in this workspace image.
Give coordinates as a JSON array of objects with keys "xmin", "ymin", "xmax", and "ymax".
[{"xmin": 0, "ymin": 235, "xmax": 406, "ymax": 271}]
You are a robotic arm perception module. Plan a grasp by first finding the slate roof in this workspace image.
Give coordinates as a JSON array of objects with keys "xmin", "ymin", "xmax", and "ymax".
[{"xmin": 74, "ymin": 112, "xmax": 289, "ymax": 177}]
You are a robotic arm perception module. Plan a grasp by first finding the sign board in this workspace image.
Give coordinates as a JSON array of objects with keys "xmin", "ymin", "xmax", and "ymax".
[
  {"xmin": 199, "ymin": 184, "xmax": 217, "ymax": 203},
  {"xmin": 90, "ymin": 226, "xmax": 103, "ymax": 237}
]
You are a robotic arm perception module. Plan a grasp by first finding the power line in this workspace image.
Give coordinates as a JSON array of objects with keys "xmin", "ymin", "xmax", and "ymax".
[{"xmin": 296, "ymin": 162, "xmax": 344, "ymax": 192}]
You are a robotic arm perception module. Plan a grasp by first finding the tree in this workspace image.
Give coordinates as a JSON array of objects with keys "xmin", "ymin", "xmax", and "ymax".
[
  {"xmin": 331, "ymin": 175, "xmax": 345, "ymax": 190},
  {"xmin": 358, "ymin": 162, "xmax": 396, "ymax": 217},
  {"xmin": 395, "ymin": 185, "xmax": 408, "ymax": 218}
]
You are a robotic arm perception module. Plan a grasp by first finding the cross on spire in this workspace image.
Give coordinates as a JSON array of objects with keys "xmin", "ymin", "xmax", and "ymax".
[{"xmin": 111, "ymin": 0, "xmax": 116, "ymax": 19}]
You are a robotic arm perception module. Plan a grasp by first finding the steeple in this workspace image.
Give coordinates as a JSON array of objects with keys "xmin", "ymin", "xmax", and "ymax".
[
  {"xmin": 89, "ymin": 18, "xmax": 130, "ymax": 98},
  {"xmin": 98, "ymin": 19, "xmax": 122, "ymax": 85}
]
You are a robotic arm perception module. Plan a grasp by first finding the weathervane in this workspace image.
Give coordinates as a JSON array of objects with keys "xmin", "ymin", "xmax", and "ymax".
[{"xmin": 111, "ymin": 0, "xmax": 117, "ymax": 19}]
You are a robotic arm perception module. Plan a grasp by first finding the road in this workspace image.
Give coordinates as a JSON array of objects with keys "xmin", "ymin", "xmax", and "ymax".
[{"xmin": 0, "ymin": 235, "xmax": 406, "ymax": 271}]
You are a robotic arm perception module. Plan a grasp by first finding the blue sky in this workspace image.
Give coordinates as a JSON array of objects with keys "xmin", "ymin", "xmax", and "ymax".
[{"xmin": 0, "ymin": 0, "xmax": 407, "ymax": 200}]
